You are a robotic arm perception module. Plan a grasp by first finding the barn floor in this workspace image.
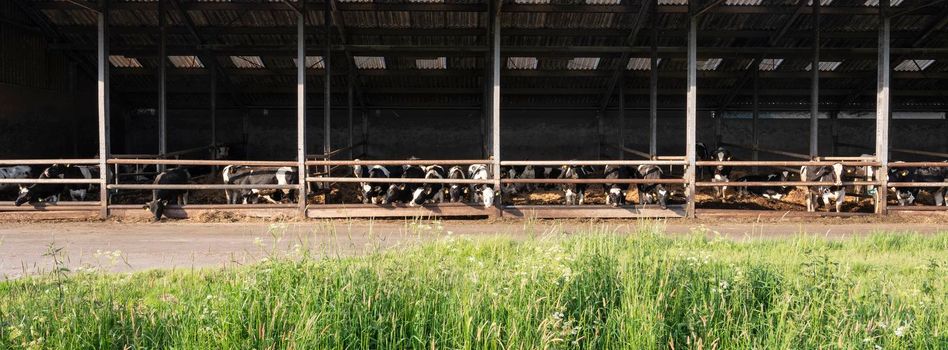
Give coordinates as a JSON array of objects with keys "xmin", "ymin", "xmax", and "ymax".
[{"xmin": 1, "ymin": 218, "xmax": 946, "ymax": 278}]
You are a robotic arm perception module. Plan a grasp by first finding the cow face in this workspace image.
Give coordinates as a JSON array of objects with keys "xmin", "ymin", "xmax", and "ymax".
[
  {"xmin": 449, "ymin": 185, "xmax": 464, "ymax": 203},
  {"xmin": 831, "ymin": 163, "xmax": 844, "ymax": 186},
  {"xmin": 714, "ymin": 148, "xmax": 731, "ymax": 171},
  {"xmin": 608, "ymin": 187, "xmax": 625, "ymax": 207},
  {"xmin": 382, "ymin": 184, "xmax": 400, "ymax": 204},
  {"xmin": 143, "ymin": 199, "xmax": 169, "ymax": 221},
  {"xmin": 410, "ymin": 187, "xmax": 427, "ymax": 206},
  {"xmin": 14, "ymin": 186, "xmax": 32, "ymax": 206},
  {"xmin": 480, "ymin": 186, "xmax": 495, "ymax": 208}
]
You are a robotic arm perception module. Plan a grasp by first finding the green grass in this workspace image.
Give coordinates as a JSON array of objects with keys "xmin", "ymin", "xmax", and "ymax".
[{"xmin": 1, "ymin": 223, "xmax": 946, "ymax": 349}]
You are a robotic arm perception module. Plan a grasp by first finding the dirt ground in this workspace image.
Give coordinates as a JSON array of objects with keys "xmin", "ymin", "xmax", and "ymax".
[{"xmin": 1, "ymin": 219, "xmax": 944, "ymax": 278}]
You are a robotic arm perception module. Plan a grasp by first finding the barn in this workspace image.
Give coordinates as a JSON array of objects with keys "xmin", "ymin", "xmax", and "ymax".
[{"xmin": 1, "ymin": 0, "xmax": 946, "ymax": 220}]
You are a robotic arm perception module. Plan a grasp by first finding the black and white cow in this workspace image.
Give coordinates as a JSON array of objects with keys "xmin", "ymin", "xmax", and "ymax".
[
  {"xmin": 410, "ymin": 165, "xmax": 446, "ymax": 206},
  {"xmin": 15, "ymin": 164, "xmax": 105, "ymax": 206},
  {"xmin": 710, "ymin": 147, "xmax": 733, "ymax": 199},
  {"xmin": 468, "ymin": 164, "xmax": 495, "ymax": 208},
  {"xmin": 801, "ymin": 163, "xmax": 845, "ymax": 212},
  {"xmin": 14, "ymin": 164, "xmax": 69, "ymax": 206},
  {"xmin": 67, "ymin": 165, "xmax": 107, "ymax": 201},
  {"xmin": 603, "ymin": 165, "xmax": 634, "ymax": 207},
  {"xmin": 447, "ymin": 166, "xmax": 468, "ymax": 203},
  {"xmin": 386, "ymin": 164, "xmax": 425, "ymax": 204},
  {"xmin": 888, "ymin": 165, "xmax": 947, "ymax": 206},
  {"xmin": 636, "ymin": 164, "xmax": 668, "ymax": 209},
  {"xmin": 559, "ymin": 164, "xmax": 595, "ymax": 205},
  {"xmin": 735, "ymin": 171, "xmax": 793, "ymax": 200},
  {"xmin": 222, "ymin": 165, "xmax": 297, "ymax": 204},
  {"xmin": 353, "ymin": 162, "xmax": 403, "ymax": 204},
  {"xmin": 143, "ymin": 167, "xmax": 191, "ymax": 221},
  {"xmin": 0, "ymin": 166, "xmax": 32, "ymax": 199}
]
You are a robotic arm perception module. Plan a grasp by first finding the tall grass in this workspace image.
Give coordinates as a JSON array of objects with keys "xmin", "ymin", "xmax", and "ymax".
[{"xmin": 0, "ymin": 224, "xmax": 945, "ymax": 349}]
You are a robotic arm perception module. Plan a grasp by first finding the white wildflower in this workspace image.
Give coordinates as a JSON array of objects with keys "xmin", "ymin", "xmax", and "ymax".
[{"xmin": 894, "ymin": 325, "xmax": 908, "ymax": 337}]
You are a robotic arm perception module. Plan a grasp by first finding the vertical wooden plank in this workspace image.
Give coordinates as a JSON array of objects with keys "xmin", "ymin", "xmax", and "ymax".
[
  {"xmin": 875, "ymin": 0, "xmax": 890, "ymax": 215},
  {"xmin": 685, "ymin": 13, "xmax": 697, "ymax": 218},
  {"xmin": 97, "ymin": 0, "xmax": 110, "ymax": 218},
  {"xmin": 649, "ymin": 5, "xmax": 658, "ymax": 158},
  {"xmin": 490, "ymin": 5, "xmax": 502, "ymax": 208},
  {"xmin": 809, "ymin": 0, "xmax": 820, "ymax": 159},
  {"xmin": 618, "ymin": 76, "xmax": 625, "ymax": 160},
  {"xmin": 157, "ymin": 0, "xmax": 166, "ymax": 166},
  {"xmin": 296, "ymin": 11, "xmax": 307, "ymax": 216},
  {"xmin": 323, "ymin": 1, "xmax": 332, "ymax": 176}
]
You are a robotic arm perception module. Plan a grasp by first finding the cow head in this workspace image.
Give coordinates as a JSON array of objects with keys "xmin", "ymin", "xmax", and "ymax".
[
  {"xmin": 480, "ymin": 186, "xmax": 495, "ymax": 208},
  {"xmin": 713, "ymin": 147, "xmax": 731, "ymax": 171},
  {"xmin": 143, "ymin": 199, "xmax": 169, "ymax": 221},
  {"xmin": 831, "ymin": 163, "xmax": 844, "ymax": 186},
  {"xmin": 214, "ymin": 146, "xmax": 230, "ymax": 160},
  {"xmin": 382, "ymin": 184, "xmax": 400, "ymax": 204},
  {"xmin": 410, "ymin": 186, "xmax": 427, "ymax": 206},
  {"xmin": 14, "ymin": 186, "xmax": 33, "ymax": 206},
  {"xmin": 608, "ymin": 187, "xmax": 625, "ymax": 207}
]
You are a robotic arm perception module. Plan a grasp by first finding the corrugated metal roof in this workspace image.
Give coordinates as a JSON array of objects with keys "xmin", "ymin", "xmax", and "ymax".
[
  {"xmin": 416, "ymin": 57, "xmax": 448, "ymax": 69},
  {"xmin": 758, "ymin": 58, "xmax": 783, "ymax": 71},
  {"xmin": 109, "ymin": 55, "xmax": 143, "ymax": 68},
  {"xmin": 292, "ymin": 56, "xmax": 325, "ymax": 69},
  {"xmin": 514, "ymin": 0, "xmax": 552, "ymax": 3},
  {"xmin": 585, "ymin": 0, "xmax": 622, "ymax": 4},
  {"xmin": 894, "ymin": 59, "xmax": 934, "ymax": 72},
  {"xmin": 864, "ymin": 0, "xmax": 903, "ymax": 6},
  {"xmin": 507, "ymin": 57, "xmax": 538, "ymax": 70},
  {"xmin": 725, "ymin": 0, "xmax": 763, "ymax": 6},
  {"xmin": 805, "ymin": 61, "xmax": 843, "ymax": 71},
  {"xmin": 231, "ymin": 56, "xmax": 266, "ymax": 69},
  {"xmin": 658, "ymin": 0, "xmax": 688, "ymax": 4},
  {"xmin": 698, "ymin": 58, "xmax": 723, "ymax": 71},
  {"xmin": 354, "ymin": 56, "xmax": 387, "ymax": 69},
  {"xmin": 167, "ymin": 56, "xmax": 204, "ymax": 68},
  {"xmin": 567, "ymin": 57, "xmax": 601, "ymax": 70},
  {"xmin": 626, "ymin": 57, "xmax": 662, "ymax": 70}
]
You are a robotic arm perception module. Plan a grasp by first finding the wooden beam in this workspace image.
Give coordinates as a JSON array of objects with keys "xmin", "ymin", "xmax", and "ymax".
[
  {"xmin": 685, "ymin": 8, "xmax": 697, "ymax": 219},
  {"xmin": 810, "ymin": 0, "xmax": 820, "ymax": 159},
  {"xmin": 490, "ymin": 0, "xmax": 502, "ymax": 207},
  {"xmin": 876, "ymin": 1, "xmax": 891, "ymax": 215},
  {"xmin": 297, "ymin": 10, "xmax": 308, "ymax": 215},
  {"xmin": 97, "ymin": 0, "xmax": 110, "ymax": 219}
]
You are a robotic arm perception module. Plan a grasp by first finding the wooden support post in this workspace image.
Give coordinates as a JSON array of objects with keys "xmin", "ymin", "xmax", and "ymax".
[
  {"xmin": 649, "ymin": 5, "xmax": 658, "ymax": 158},
  {"xmin": 157, "ymin": 0, "xmax": 166, "ymax": 170},
  {"xmin": 323, "ymin": 0, "xmax": 332, "ymax": 176},
  {"xmin": 97, "ymin": 0, "xmax": 110, "ymax": 219},
  {"xmin": 685, "ymin": 10, "xmax": 698, "ymax": 218},
  {"xmin": 752, "ymin": 67, "xmax": 760, "ymax": 174},
  {"xmin": 618, "ymin": 76, "xmax": 625, "ymax": 160},
  {"xmin": 875, "ymin": 0, "xmax": 891, "ymax": 215},
  {"xmin": 714, "ymin": 111, "xmax": 723, "ymax": 150},
  {"xmin": 296, "ymin": 10, "xmax": 307, "ymax": 216},
  {"xmin": 347, "ymin": 72, "xmax": 354, "ymax": 159},
  {"xmin": 490, "ymin": 4, "xmax": 502, "ymax": 209},
  {"xmin": 810, "ymin": 0, "xmax": 820, "ymax": 159}
]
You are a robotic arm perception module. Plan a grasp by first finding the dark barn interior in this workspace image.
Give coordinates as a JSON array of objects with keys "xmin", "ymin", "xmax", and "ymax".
[{"xmin": 1, "ymin": 0, "xmax": 946, "ymax": 219}]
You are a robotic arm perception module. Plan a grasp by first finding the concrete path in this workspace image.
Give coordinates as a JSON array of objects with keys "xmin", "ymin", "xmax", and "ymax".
[{"xmin": 1, "ymin": 220, "xmax": 944, "ymax": 278}]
